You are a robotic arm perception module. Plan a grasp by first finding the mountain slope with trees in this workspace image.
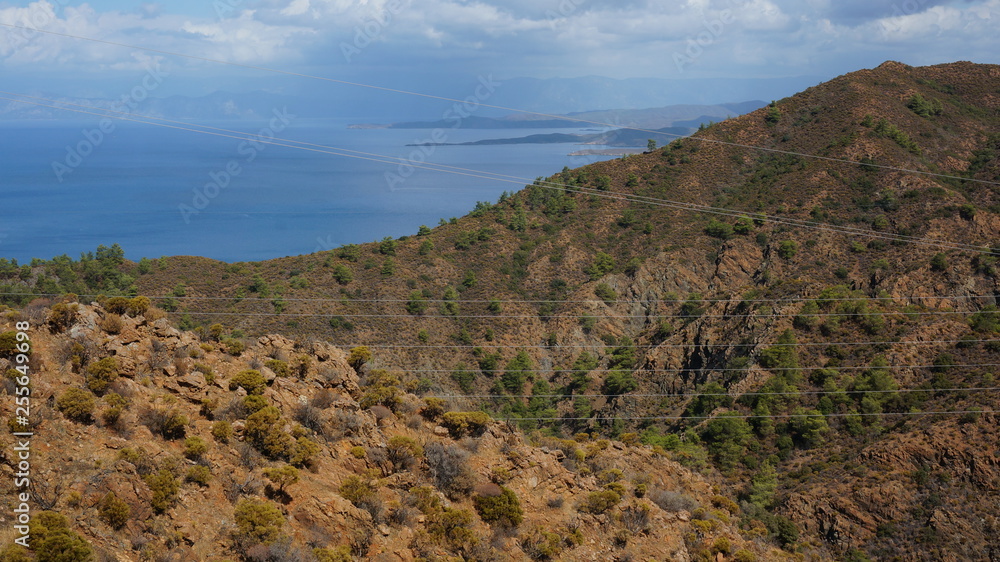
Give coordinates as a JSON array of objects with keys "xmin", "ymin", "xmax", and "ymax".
[{"xmin": 2, "ymin": 60, "xmax": 1000, "ymax": 560}]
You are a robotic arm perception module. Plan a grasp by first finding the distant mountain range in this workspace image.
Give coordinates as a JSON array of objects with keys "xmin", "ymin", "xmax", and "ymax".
[
  {"xmin": 352, "ymin": 101, "xmax": 766, "ymax": 130},
  {"xmin": 405, "ymin": 126, "xmax": 700, "ymax": 148},
  {"xmin": 363, "ymin": 101, "xmax": 768, "ymax": 148},
  {"xmin": 0, "ymin": 75, "xmax": 819, "ymax": 122}
]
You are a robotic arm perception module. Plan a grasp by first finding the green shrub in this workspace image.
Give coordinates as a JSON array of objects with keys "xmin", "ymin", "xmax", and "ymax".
[
  {"xmin": 765, "ymin": 101, "xmax": 781, "ymax": 124},
  {"xmin": 406, "ymin": 291, "xmax": 429, "ymax": 315},
  {"xmin": 594, "ymin": 283, "xmax": 617, "ymax": 304},
  {"xmin": 358, "ymin": 371, "xmax": 402, "ymax": 411},
  {"xmin": 0, "ymin": 331, "xmax": 26, "ymax": 359},
  {"xmin": 378, "ymin": 236, "xmax": 397, "ymax": 255},
  {"xmin": 501, "ymin": 351, "xmax": 533, "ymax": 393},
  {"xmin": 711, "ymin": 536, "xmax": 732, "ymax": 555},
  {"xmin": 426, "ymin": 508, "xmax": 477, "ymax": 550},
  {"xmin": 337, "ymin": 244, "xmax": 361, "ymax": 262},
  {"xmin": 233, "ymin": 498, "xmax": 285, "ymax": 547},
  {"xmin": 680, "ymin": 294, "xmax": 704, "ymax": 319},
  {"xmin": 907, "ymin": 93, "xmax": 943, "ymax": 118},
  {"xmin": 451, "ymin": 364, "xmax": 476, "ymax": 393},
  {"xmin": 30, "ymin": 511, "xmax": 95, "ymax": 562},
  {"xmin": 98, "ymin": 492, "xmax": 130, "ymax": 529},
  {"xmin": 579, "ymin": 490, "xmax": 621, "ymax": 514},
  {"xmin": 229, "ymin": 370, "xmax": 267, "ymax": 395},
  {"xmin": 873, "ymin": 118, "xmax": 921, "ymax": 154},
  {"xmin": 264, "ymin": 359, "xmax": 289, "ymax": 377},
  {"xmin": 126, "ymin": 296, "xmax": 150, "ymax": 316},
  {"xmin": 584, "ymin": 252, "xmax": 615, "ymax": 280},
  {"xmin": 602, "ymin": 370, "xmax": 638, "ymax": 396},
  {"xmin": 289, "ymin": 437, "xmax": 322, "ymax": 467},
  {"xmin": 959, "ymin": 204, "xmax": 977, "ymax": 220},
  {"xmin": 440, "ymin": 411, "xmax": 491, "ymax": 437},
  {"xmin": 380, "ymin": 258, "xmax": 396, "ymax": 277},
  {"xmin": 473, "ymin": 486, "xmax": 523, "ymax": 528},
  {"xmin": 733, "ymin": 216, "xmax": 754, "ymax": 235},
  {"xmin": 103, "ymin": 296, "xmax": 129, "ymax": 314},
  {"xmin": 519, "ymin": 525, "xmax": 564, "ymax": 559},
  {"xmin": 263, "ymin": 465, "xmax": 300, "ymax": 493},
  {"xmin": 704, "ymin": 219, "xmax": 733, "ymax": 240},
  {"xmin": 85, "ymin": 357, "xmax": 118, "ymax": 395},
  {"xmin": 101, "ymin": 405, "xmax": 124, "ymax": 428},
  {"xmin": 142, "ymin": 409, "xmax": 188, "ymax": 440},
  {"xmin": 242, "ymin": 395, "xmax": 268, "ymax": 414},
  {"xmin": 969, "ymin": 306, "xmax": 1000, "ymax": 333},
  {"xmin": 0, "ymin": 544, "xmax": 30, "ymax": 562},
  {"xmin": 387, "ymin": 435, "xmax": 424, "ymax": 472},
  {"xmin": 47, "ymin": 302, "xmax": 79, "ymax": 332},
  {"xmin": 701, "ymin": 413, "xmax": 752, "ymax": 469},
  {"xmin": 183, "ymin": 436, "xmax": 208, "ymax": 459},
  {"xmin": 245, "ymin": 406, "xmax": 293, "ymax": 459},
  {"xmin": 778, "ymin": 240, "xmax": 798, "ymax": 260},
  {"xmin": 768, "ymin": 514, "xmax": 800, "ymax": 546},
  {"xmin": 347, "ymin": 346, "xmax": 372, "ymax": 371},
  {"xmin": 332, "ymin": 264, "xmax": 353, "ymax": 284},
  {"xmin": 186, "ymin": 465, "xmax": 212, "ymax": 487},
  {"xmin": 222, "ymin": 338, "xmax": 245, "ymax": 356},
  {"xmin": 56, "ymin": 388, "xmax": 95, "ymax": 423},
  {"xmin": 211, "ymin": 421, "xmax": 233, "ymax": 442},
  {"xmin": 339, "ymin": 475, "xmax": 377, "ymax": 507},
  {"xmin": 930, "ymin": 252, "xmax": 949, "ymax": 272},
  {"xmin": 145, "ymin": 469, "xmax": 180, "ymax": 514}
]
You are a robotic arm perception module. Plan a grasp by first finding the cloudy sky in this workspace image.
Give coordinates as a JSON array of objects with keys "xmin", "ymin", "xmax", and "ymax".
[{"xmin": 0, "ymin": 0, "xmax": 997, "ymax": 102}]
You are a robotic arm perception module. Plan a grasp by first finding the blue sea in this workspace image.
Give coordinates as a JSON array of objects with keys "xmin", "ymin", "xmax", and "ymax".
[{"xmin": 0, "ymin": 118, "xmax": 618, "ymax": 262}]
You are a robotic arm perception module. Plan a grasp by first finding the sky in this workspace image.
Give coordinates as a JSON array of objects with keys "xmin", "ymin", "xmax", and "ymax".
[{"xmin": 0, "ymin": 0, "xmax": 998, "ymax": 104}]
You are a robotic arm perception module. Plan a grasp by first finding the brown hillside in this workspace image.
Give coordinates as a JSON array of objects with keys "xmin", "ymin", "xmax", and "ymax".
[
  {"xmin": 0, "ymin": 302, "xmax": 792, "ymax": 560},
  {"xmin": 2, "ymin": 60, "xmax": 1000, "ymax": 560}
]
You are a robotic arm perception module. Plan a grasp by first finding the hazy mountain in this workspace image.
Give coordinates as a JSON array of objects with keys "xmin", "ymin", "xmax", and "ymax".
[
  {"xmin": 0, "ymin": 75, "xmax": 815, "ymax": 122},
  {"xmin": 351, "ymin": 101, "xmax": 767, "ymax": 131}
]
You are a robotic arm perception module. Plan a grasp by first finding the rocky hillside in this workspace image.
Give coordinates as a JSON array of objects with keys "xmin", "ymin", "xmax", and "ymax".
[
  {"xmin": 2, "ymin": 60, "xmax": 1000, "ymax": 560},
  {"xmin": 0, "ymin": 301, "xmax": 793, "ymax": 560}
]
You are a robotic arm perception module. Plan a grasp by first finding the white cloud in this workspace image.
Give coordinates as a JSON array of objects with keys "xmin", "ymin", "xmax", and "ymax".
[
  {"xmin": 0, "ymin": 0, "xmax": 997, "ymax": 86},
  {"xmin": 281, "ymin": 0, "xmax": 312, "ymax": 17}
]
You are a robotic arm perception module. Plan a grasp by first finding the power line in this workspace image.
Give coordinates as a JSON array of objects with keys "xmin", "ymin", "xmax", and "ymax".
[
  {"xmin": 492, "ymin": 410, "xmax": 997, "ymax": 422},
  {"xmin": 2, "ymin": 23, "xmax": 999, "ymax": 193},
  {"xmin": 201, "ymin": 339, "xmax": 997, "ymax": 349},
  {"xmin": 59, "ymin": 307, "xmax": 996, "ymax": 320},
  {"xmin": 0, "ymin": 94, "xmax": 535, "ymax": 187},
  {"xmin": 0, "ymin": 89, "xmax": 555, "ymax": 190},
  {"xmin": 383, "ymin": 363, "xmax": 1000, "ymax": 374},
  {"xmin": 4, "ymin": 91, "xmax": 999, "ymax": 257},
  {"xmin": 0, "ymin": 97, "xmax": 984, "ymax": 256},
  {"xmin": 428, "ymin": 387, "xmax": 1000, "ymax": 400},
  {"xmin": 2, "ymin": 291, "xmax": 997, "ymax": 306}
]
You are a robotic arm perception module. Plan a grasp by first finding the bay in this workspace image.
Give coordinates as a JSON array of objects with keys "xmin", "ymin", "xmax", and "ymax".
[{"xmin": 0, "ymin": 118, "xmax": 619, "ymax": 262}]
